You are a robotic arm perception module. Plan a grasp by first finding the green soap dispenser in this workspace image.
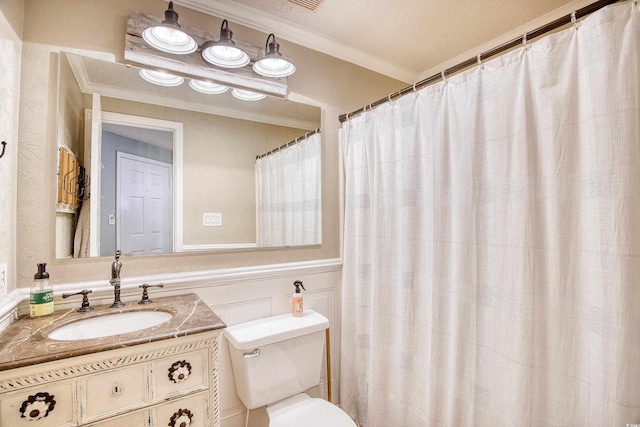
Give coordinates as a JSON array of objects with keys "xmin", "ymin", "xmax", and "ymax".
[{"xmin": 30, "ymin": 263, "xmax": 54, "ymax": 318}]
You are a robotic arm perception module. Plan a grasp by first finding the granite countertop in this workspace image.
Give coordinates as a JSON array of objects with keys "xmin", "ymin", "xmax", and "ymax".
[{"xmin": 0, "ymin": 293, "xmax": 226, "ymax": 371}]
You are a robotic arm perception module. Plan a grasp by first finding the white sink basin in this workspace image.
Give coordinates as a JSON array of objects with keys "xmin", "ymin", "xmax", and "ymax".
[{"xmin": 48, "ymin": 311, "xmax": 173, "ymax": 341}]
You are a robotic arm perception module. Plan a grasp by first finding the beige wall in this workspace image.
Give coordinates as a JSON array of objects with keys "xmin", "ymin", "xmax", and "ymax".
[
  {"xmin": 0, "ymin": 0, "xmax": 23, "ymax": 38},
  {"xmin": 55, "ymin": 51, "xmax": 84, "ymax": 259},
  {"xmin": 0, "ymin": 1, "xmax": 23, "ymax": 294},
  {"xmin": 57, "ymin": 54, "xmax": 84, "ymax": 156},
  {"xmin": 14, "ymin": 0, "xmax": 405, "ymax": 287},
  {"xmin": 180, "ymin": 115, "xmax": 306, "ymax": 246}
]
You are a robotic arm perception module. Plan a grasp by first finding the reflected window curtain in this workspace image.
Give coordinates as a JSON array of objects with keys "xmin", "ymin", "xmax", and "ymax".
[
  {"xmin": 340, "ymin": 3, "xmax": 640, "ymax": 426},
  {"xmin": 255, "ymin": 133, "xmax": 321, "ymax": 247}
]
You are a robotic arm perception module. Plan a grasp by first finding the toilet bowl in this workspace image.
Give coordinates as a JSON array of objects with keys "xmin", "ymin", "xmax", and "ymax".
[
  {"xmin": 225, "ymin": 310, "xmax": 356, "ymax": 426},
  {"xmin": 267, "ymin": 393, "xmax": 355, "ymax": 427}
]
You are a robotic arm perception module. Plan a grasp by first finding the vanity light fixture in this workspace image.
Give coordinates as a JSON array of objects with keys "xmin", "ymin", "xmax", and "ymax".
[
  {"xmin": 201, "ymin": 20, "xmax": 250, "ymax": 68},
  {"xmin": 253, "ymin": 34, "xmax": 296, "ymax": 78},
  {"xmin": 141, "ymin": 1, "xmax": 198, "ymax": 55},
  {"xmin": 139, "ymin": 69, "xmax": 184, "ymax": 87},
  {"xmin": 232, "ymin": 88, "xmax": 266, "ymax": 101},
  {"xmin": 189, "ymin": 79, "xmax": 229, "ymax": 94}
]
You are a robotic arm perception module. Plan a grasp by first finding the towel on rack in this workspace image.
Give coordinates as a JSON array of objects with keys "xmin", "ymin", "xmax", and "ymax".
[{"xmin": 74, "ymin": 203, "xmax": 90, "ymax": 258}]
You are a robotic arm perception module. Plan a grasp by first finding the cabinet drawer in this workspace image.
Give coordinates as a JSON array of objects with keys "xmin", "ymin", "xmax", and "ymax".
[
  {"xmin": 154, "ymin": 349, "xmax": 208, "ymax": 401},
  {"xmin": 86, "ymin": 409, "xmax": 150, "ymax": 426},
  {"xmin": 154, "ymin": 392, "xmax": 209, "ymax": 427},
  {"xmin": 0, "ymin": 381, "xmax": 76, "ymax": 427},
  {"xmin": 83, "ymin": 364, "xmax": 148, "ymax": 421}
]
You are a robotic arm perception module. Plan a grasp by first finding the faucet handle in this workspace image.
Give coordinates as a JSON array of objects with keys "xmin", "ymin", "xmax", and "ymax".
[
  {"xmin": 138, "ymin": 283, "xmax": 165, "ymax": 305},
  {"xmin": 62, "ymin": 289, "xmax": 93, "ymax": 312}
]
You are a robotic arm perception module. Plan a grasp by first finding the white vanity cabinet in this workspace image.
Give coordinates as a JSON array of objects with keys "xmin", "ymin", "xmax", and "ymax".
[{"xmin": 0, "ymin": 331, "xmax": 221, "ymax": 427}]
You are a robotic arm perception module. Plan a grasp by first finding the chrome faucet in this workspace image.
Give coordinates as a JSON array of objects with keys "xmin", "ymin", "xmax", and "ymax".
[{"xmin": 110, "ymin": 250, "xmax": 124, "ymax": 308}]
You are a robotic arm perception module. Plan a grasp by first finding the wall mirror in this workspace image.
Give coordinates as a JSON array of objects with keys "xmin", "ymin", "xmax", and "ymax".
[{"xmin": 55, "ymin": 52, "xmax": 322, "ymax": 259}]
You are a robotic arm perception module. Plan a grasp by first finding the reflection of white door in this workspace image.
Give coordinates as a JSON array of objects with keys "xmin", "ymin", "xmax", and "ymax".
[{"xmin": 116, "ymin": 152, "xmax": 172, "ymax": 255}]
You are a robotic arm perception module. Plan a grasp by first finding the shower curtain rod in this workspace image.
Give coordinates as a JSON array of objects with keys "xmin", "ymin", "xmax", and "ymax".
[
  {"xmin": 255, "ymin": 128, "xmax": 321, "ymax": 160},
  {"xmin": 338, "ymin": 0, "xmax": 621, "ymax": 123}
]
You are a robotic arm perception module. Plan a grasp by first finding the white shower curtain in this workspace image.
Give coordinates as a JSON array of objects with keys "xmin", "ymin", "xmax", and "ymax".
[
  {"xmin": 340, "ymin": 3, "xmax": 640, "ymax": 426},
  {"xmin": 255, "ymin": 133, "xmax": 322, "ymax": 247}
]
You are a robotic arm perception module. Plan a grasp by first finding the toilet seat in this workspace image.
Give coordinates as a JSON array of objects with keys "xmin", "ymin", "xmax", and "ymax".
[{"xmin": 267, "ymin": 394, "xmax": 356, "ymax": 427}]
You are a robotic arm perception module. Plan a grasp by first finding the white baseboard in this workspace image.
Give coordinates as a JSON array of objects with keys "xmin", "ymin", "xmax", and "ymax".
[{"xmin": 182, "ymin": 243, "xmax": 257, "ymax": 251}]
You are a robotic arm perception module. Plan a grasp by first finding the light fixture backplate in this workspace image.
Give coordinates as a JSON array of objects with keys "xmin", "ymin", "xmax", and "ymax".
[{"xmin": 126, "ymin": 10, "xmax": 288, "ymax": 98}]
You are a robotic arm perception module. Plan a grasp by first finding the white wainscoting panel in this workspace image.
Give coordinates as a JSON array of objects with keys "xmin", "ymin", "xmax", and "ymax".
[{"xmin": 196, "ymin": 266, "xmax": 341, "ymax": 427}]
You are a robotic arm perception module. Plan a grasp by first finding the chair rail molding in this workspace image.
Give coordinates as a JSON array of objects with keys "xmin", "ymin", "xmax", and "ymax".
[{"xmin": 0, "ymin": 258, "xmax": 342, "ymax": 331}]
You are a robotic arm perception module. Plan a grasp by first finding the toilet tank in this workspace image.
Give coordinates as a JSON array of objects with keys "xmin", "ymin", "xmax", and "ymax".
[{"xmin": 224, "ymin": 310, "xmax": 329, "ymax": 410}]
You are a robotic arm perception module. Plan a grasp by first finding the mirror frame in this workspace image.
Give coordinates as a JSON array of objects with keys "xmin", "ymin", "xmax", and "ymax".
[{"xmin": 56, "ymin": 52, "xmax": 323, "ymax": 259}]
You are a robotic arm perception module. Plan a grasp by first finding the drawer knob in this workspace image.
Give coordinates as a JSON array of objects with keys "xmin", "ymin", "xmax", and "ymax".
[
  {"xmin": 19, "ymin": 392, "xmax": 56, "ymax": 421},
  {"xmin": 169, "ymin": 408, "xmax": 193, "ymax": 427},
  {"xmin": 168, "ymin": 360, "xmax": 192, "ymax": 383}
]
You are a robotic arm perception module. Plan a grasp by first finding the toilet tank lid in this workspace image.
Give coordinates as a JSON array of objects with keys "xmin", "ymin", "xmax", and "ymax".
[{"xmin": 225, "ymin": 310, "xmax": 329, "ymax": 350}]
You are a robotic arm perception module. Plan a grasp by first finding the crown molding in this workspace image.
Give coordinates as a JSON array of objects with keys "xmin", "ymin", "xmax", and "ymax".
[{"xmin": 174, "ymin": 0, "xmax": 419, "ymax": 84}]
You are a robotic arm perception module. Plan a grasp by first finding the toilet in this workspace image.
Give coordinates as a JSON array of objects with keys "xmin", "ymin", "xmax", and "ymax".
[{"xmin": 225, "ymin": 310, "xmax": 356, "ymax": 427}]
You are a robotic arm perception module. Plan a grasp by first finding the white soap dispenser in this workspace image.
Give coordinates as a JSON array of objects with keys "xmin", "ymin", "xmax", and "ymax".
[{"xmin": 292, "ymin": 280, "xmax": 306, "ymax": 317}]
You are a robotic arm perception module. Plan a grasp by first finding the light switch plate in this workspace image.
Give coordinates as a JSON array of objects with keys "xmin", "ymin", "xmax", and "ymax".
[{"xmin": 203, "ymin": 213, "xmax": 222, "ymax": 227}]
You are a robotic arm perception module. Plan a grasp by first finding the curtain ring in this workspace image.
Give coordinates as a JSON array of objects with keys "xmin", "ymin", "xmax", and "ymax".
[
  {"xmin": 477, "ymin": 54, "xmax": 482, "ymax": 66},
  {"xmin": 571, "ymin": 11, "xmax": 581, "ymax": 30},
  {"xmin": 388, "ymin": 93, "xmax": 393, "ymax": 103},
  {"xmin": 522, "ymin": 32, "xmax": 530, "ymax": 51},
  {"xmin": 441, "ymin": 70, "xmax": 446, "ymax": 82},
  {"xmin": 346, "ymin": 112, "xmax": 351, "ymax": 120},
  {"xmin": 368, "ymin": 103, "xmax": 373, "ymax": 111},
  {"xmin": 412, "ymin": 82, "xmax": 418, "ymax": 92}
]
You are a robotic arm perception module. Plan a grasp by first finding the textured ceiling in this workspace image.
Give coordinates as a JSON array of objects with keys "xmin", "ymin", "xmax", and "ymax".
[
  {"xmin": 178, "ymin": 0, "xmax": 586, "ymax": 82},
  {"xmin": 103, "ymin": 123, "xmax": 174, "ymax": 150}
]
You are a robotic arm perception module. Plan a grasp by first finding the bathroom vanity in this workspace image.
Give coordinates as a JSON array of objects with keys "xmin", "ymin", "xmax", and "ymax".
[{"xmin": 0, "ymin": 293, "xmax": 225, "ymax": 426}]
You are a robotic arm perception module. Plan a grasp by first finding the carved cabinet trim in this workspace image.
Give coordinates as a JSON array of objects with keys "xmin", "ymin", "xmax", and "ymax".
[{"xmin": 0, "ymin": 332, "xmax": 221, "ymax": 427}]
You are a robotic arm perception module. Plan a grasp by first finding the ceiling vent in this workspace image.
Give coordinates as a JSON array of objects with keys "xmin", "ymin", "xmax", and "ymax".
[{"xmin": 287, "ymin": 0, "xmax": 324, "ymax": 11}]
